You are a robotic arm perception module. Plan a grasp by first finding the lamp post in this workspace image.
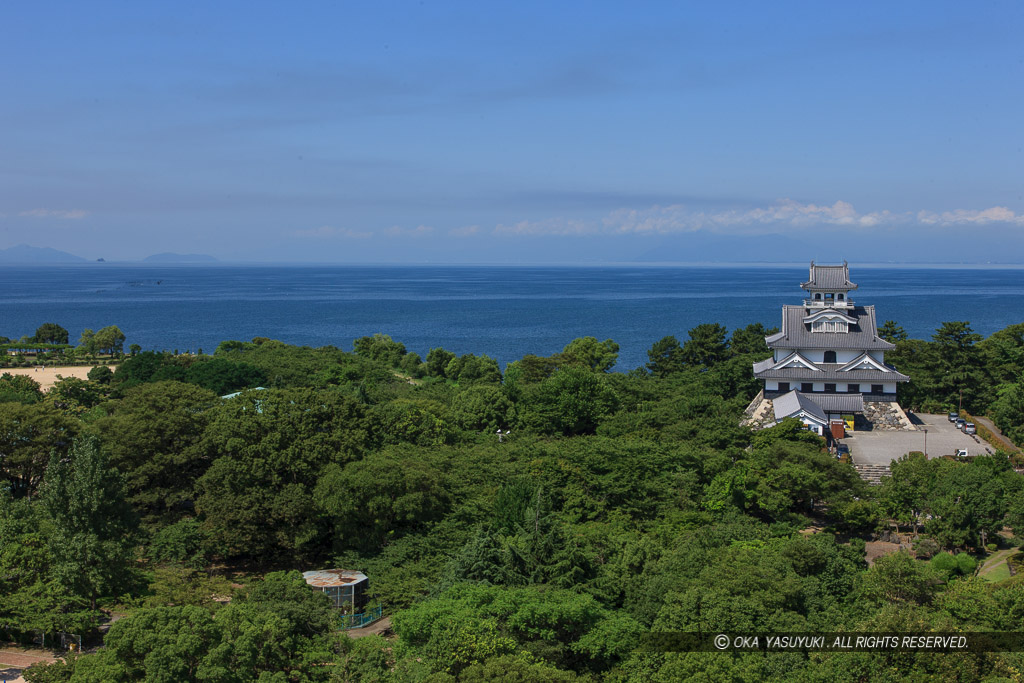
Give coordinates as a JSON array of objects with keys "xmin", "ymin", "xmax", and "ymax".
[{"xmin": 923, "ymin": 428, "xmax": 928, "ymax": 458}]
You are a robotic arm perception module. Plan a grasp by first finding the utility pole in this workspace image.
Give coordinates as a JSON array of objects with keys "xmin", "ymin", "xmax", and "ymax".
[{"xmin": 923, "ymin": 428, "xmax": 928, "ymax": 457}]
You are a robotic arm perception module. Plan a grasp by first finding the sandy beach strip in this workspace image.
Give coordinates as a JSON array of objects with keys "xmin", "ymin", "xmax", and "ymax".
[{"xmin": 1, "ymin": 365, "xmax": 116, "ymax": 391}]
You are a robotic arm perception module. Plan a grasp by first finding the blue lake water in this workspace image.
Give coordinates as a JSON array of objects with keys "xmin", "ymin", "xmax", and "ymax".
[{"xmin": 1, "ymin": 264, "xmax": 1022, "ymax": 371}]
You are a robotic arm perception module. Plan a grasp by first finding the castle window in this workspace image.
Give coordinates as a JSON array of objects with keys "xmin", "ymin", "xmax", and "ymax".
[
  {"xmin": 823, "ymin": 351, "xmax": 837, "ymax": 363},
  {"xmin": 812, "ymin": 320, "xmax": 848, "ymax": 333},
  {"xmin": 847, "ymin": 384, "xmax": 860, "ymax": 393},
  {"xmin": 825, "ymin": 383, "xmax": 836, "ymax": 392}
]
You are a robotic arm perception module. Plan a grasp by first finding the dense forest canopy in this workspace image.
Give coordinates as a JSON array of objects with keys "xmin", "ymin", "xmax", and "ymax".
[{"xmin": 1, "ymin": 319, "xmax": 1023, "ymax": 681}]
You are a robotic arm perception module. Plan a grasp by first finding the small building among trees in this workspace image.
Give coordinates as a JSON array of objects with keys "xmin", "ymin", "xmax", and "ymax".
[{"xmin": 302, "ymin": 569, "xmax": 369, "ymax": 612}]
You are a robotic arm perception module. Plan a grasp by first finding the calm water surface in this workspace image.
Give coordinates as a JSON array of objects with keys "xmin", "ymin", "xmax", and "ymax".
[{"xmin": 1, "ymin": 265, "xmax": 1022, "ymax": 370}]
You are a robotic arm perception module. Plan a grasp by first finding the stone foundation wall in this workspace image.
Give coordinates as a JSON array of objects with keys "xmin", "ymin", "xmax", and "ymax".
[
  {"xmin": 740, "ymin": 390, "xmax": 775, "ymax": 429},
  {"xmin": 862, "ymin": 401, "xmax": 916, "ymax": 431}
]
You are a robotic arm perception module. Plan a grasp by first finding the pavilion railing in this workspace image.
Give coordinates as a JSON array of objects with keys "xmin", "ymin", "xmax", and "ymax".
[{"xmin": 339, "ymin": 605, "xmax": 384, "ymax": 630}]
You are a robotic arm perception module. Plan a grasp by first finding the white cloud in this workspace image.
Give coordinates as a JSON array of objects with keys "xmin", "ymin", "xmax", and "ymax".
[
  {"xmin": 494, "ymin": 200, "xmax": 1024, "ymax": 237},
  {"xmin": 382, "ymin": 224, "xmax": 434, "ymax": 237},
  {"xmin": 292, "ymin": 225, "xmax": 372, "ymax": 239},
  {"xmin": 298, "ymin": 201, "xmax": 1024, "ymax": 243},
  {"xmin": 20, "ymin": 208, "xmax": 88, "ymax": 219},
  {"xmin": 917, "ymin": 206, "xmax": 1024, "ymax": 225}
]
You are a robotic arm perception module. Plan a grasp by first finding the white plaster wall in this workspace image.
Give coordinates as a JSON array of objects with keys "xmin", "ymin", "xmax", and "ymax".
[{"xmin": 795, "ymin": 349, "xmax": 862, "ymax": 363}]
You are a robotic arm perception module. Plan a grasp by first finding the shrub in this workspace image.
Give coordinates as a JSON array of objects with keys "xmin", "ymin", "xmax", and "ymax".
[
  {"xmin": 88, "ymin": 365, "xmax": 114, "ymax": 384},
  {"xmin": 913, "ymin": 537, "xmax": 941, "ymax": 560},
  {"xmin": 954, "ymin": 552, "xmax": 977, "ymax": 576},
  {"xmin": 929, "ymin": 552, "xmax": 957, "ymax": 577},
  {"xmin": 149, "ymin": 518, "xmax": 208, "ymax": 569}
]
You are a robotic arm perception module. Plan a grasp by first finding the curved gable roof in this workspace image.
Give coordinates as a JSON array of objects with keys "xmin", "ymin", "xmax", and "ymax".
[{"xmin": 800, "ymin": 261, "xmax": 857, "ymax": 291}]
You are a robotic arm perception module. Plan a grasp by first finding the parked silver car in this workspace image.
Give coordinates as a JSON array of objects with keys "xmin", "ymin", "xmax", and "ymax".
[{"xmin": 964, "ymin": 422, "xmax": 976, "ymax": 435}]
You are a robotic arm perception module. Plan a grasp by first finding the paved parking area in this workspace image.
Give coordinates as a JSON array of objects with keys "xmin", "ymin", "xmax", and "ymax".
[{"xmin": 847, "ymin": 413, "xmax": 991, "ymax": 466}]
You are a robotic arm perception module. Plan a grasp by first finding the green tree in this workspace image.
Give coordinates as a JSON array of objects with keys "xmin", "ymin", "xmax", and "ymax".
[
  {"xmin": 371, "ymin": 398, "xmax": 457, "ymax": 446},
  {"xmin": 353, "ymin": 333, "xmax": 407, "ymax": 367},
  {"xmin": 91, "ymin": 605, "xmax": 222, "ymax": 682},
  {"xmin": 452, "ymin": 384, "xmax": 515, "ymax": 431},
  {"xmin": 522, "ymin": 367, "xmax": 618, "ymax": 436},
  {"xmin": 32, "ymin": 323, "xmax": 69, "ymax": 345},
  {"xmin": 183, "ymin": 357, "xmax": 266, "ymax": 395},
  {"xmin": 86, "ymin": 365, "xmax": 114, "ymax": 385},
  {"xmin": 932, "ymin": 321, "xmax": 984, "ymax": 410},
  {"xmin": 39, "ymin": 437, "xmax": 139, "ymax": 612},
  {"xmin": 560, "ymin": 337, "xmax": 620, "ymax": 372},
  {"xmin": 989, "ymin": 376, "xmax": 1024, "ymax": 446},
  {"xmin": 878, "ymin": 320, "xmax": 909, "ymax": 343},
  {"xmin": 729, "ymin": 323, "xmax": 775, "ymax": 356},
  {"xmin": 508, "ymin": 354, "xmax": 560, "ymax": 383},
  {"xmin": 681, "ymin": 323, "xmax": 730, "ymax": 367},
  {"xmin": 315, "ymin": 449, "xmax": 450, "ymax": 551},
  {"xmin": 196, "ymin": 389, "xmax": 369, "ymax": 561},
  {"xmin": 93, "ymin": 325, "xmax": 126, "ymax": 355},
  {"xmin": 77, "ymin": 328, "xmax": 97, "ymax": 355},
  {"xmin": 93, "ymin": 381, "xmax": 219, "ymax": 522},
  {"xmin": 0, "ymin": 372, "xmax": 44, "ymax": 404},
  {"xmin": 425, "ymin": 347, "xmax": 457, "ymax": 377},
  {"xmin": 0, "ymin": 402, "xmax": 79, "ymax": 498},
  {"xmin": 862, "ymin": 550, "xmax": 936, "ymax": 605},
  {"xmin": 210, "ymin": 570, "xmax": 335, "ymax": 681},
  {"xmin": 646, "ymin": 335, "xmax": 685, "ymax": 377},
  {"xmin": 979, "ymin": 322, "xmax": 1024, "ymax": 384},
  {"xmin": 446, "ymin": 353, "xmax": 502, "ymax": 384},
  {"xmin": 0, "ymin": 492, "xmax": 94, "ymax": 637},
  {"xmin": 46, "ymin": 376, "xmax": 108, "ymax": 415},
  {"xmin": 923, "ymin": 456, "xmax": 1012, "ymax": 550},
  {"xmin": 879, "ymin": 451, "xmax": 935, "ymax": 534}
]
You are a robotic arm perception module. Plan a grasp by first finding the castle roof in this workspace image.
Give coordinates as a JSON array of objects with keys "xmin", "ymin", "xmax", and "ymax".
[
  {"xmin": 773, "ymin": 390, "xmax": 827, "ymax": 424},
  {"xmin": 766, "ymin": 305, "xmax": 894, "ymax": 351},
  {"xmin": 773, "ymin": 390, "xmax": 866, "ymax": 422},
  {"xmin": 801, "ymin": 261, "xmax": 857, "ymax": 291}
]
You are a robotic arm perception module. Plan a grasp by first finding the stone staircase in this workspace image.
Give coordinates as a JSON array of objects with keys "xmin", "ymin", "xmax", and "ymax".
[{"xmin": 853, "ymin": 463, "xmax": 891, "ymax": 485}]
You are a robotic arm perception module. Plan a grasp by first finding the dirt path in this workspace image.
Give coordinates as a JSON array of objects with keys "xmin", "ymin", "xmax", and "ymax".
[
  {"xmin": 0, "ymin": 646, "xmax": 59, "ymax": 683},
  {"xmin": 864, "ymin": 540, "xmax": 913, "ymax": 566},
  {"xmin": 1, "ymin": 365, "xmax": 115, "ymax": 391},
  {"xmin": 345, "ymin": 616, "xmax": 392, "ymax": 639}
]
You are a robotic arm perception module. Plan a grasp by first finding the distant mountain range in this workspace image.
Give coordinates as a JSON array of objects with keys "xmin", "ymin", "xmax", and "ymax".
[
  {"xmin": 0, "ymin": 245, "xmax": 218, "ymax": 264},
  {"xmin": 0, "ymin": 244, "xmax": 87, "ymax": 263}
]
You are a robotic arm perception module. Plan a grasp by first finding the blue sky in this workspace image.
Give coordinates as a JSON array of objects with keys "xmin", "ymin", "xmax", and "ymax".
[{"xmin": 1, "ymin": 1, "xmax": 1022, "ymax": 263}]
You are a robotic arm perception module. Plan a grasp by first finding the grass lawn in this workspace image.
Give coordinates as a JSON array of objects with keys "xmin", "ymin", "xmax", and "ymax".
[
  {"xmin": 978, "ymin": 549, "xmax": 1019, "ymax": 583},
  {"xmin": 984, "ymin": 562, "xmax": 1012, "ymax": 583}
]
